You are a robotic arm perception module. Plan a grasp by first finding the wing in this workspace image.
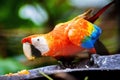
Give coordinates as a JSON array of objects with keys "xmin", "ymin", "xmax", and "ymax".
[{"xmin": 68, "ymin": 18, "xmax": 101, "ymax": 49}]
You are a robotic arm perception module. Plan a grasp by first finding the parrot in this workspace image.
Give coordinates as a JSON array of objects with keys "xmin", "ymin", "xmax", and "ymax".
[{"xmin": 21, "ymin": 1, "xmax": 114, "ymax": 66}]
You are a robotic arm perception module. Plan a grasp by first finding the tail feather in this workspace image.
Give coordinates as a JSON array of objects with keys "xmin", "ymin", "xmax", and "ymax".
[
  {"xmin": 88, "ymin": 1, "xmax": 115, "ymax": 55},
  {"xmin": 88, "ymin": 0, "xmax": 115, "ymax": 23},
  {"xmin": 94, "ymin": 39, "xmax": 109, "ymax": 55}
]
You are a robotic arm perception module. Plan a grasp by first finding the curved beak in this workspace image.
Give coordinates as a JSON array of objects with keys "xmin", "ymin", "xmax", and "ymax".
[
  {"xmin": 23, "ymin": 42, "xmax": 42, "ymax": 60},
  {"xmin": 23, "ymin": 42, "xmax": 35, "ymax": 60}
]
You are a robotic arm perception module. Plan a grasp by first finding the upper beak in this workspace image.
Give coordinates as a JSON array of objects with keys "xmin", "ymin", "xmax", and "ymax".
[
  {"xmin": 23, "ymin": 42, "xmax": 35, "ymax": 60},
  {"xmin": 23, "ymin": 42, "xmax": 42, "ymax": 60},
  {"xmin": 22, "ymin": 36, "xmax": 34, "ymax": 60}
]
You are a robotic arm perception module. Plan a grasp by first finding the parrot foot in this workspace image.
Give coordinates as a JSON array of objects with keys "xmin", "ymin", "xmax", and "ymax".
[
  {"xmin": 58, "ymin": 61, "xmax": 78, "ymax": 69},
  {"xmin": 58, "ymin": 58, "xmax": 90, "ymax": 69},
  {"xmin": 57, "ymin": 54, "xmax": 99, "ymax": 69},
  {"xmin": 57, "ymin": 57, "xmax": 77, "ymax": 69}
]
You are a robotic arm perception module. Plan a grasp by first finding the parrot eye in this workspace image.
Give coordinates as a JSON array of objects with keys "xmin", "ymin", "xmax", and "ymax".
[
  {"xmin": 37, "ymin": 38, "xmax": 40, "ymax": 41},
  {"xmin": 31, "ymin": 36, "xmax": 49, "ymax": 54}
]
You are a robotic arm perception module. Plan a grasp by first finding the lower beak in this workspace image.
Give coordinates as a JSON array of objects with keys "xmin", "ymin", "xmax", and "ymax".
[{"xmin": 23, "ymin": 43, "xmax": 35, "ymax": 60}]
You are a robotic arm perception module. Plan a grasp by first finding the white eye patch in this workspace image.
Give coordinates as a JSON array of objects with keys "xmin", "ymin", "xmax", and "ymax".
[{"xmin": 31, "ymin": 36, "xmax": 49, "ymax": 54}]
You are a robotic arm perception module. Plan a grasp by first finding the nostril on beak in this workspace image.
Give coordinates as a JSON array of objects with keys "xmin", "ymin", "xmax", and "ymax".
[{"xmin": 31, "ymin": 45, "xmax": 41, "ymax": 57}]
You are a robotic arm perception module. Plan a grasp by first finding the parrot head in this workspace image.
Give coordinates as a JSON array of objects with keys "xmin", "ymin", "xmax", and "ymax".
[{"xmin": 22, "ymin": 34, "xmax": 49, "ymax": 60}]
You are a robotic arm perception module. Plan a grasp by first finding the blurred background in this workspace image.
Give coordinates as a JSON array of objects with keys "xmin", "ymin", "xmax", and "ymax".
[{"xmin": 0, "ymin": 0, "xmax": 119, "ymax": 75}]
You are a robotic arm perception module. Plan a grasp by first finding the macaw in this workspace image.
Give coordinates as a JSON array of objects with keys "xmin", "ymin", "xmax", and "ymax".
[{"xmin": 22, "ymin": 1, "xmax": 114, "ymax": 61}]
